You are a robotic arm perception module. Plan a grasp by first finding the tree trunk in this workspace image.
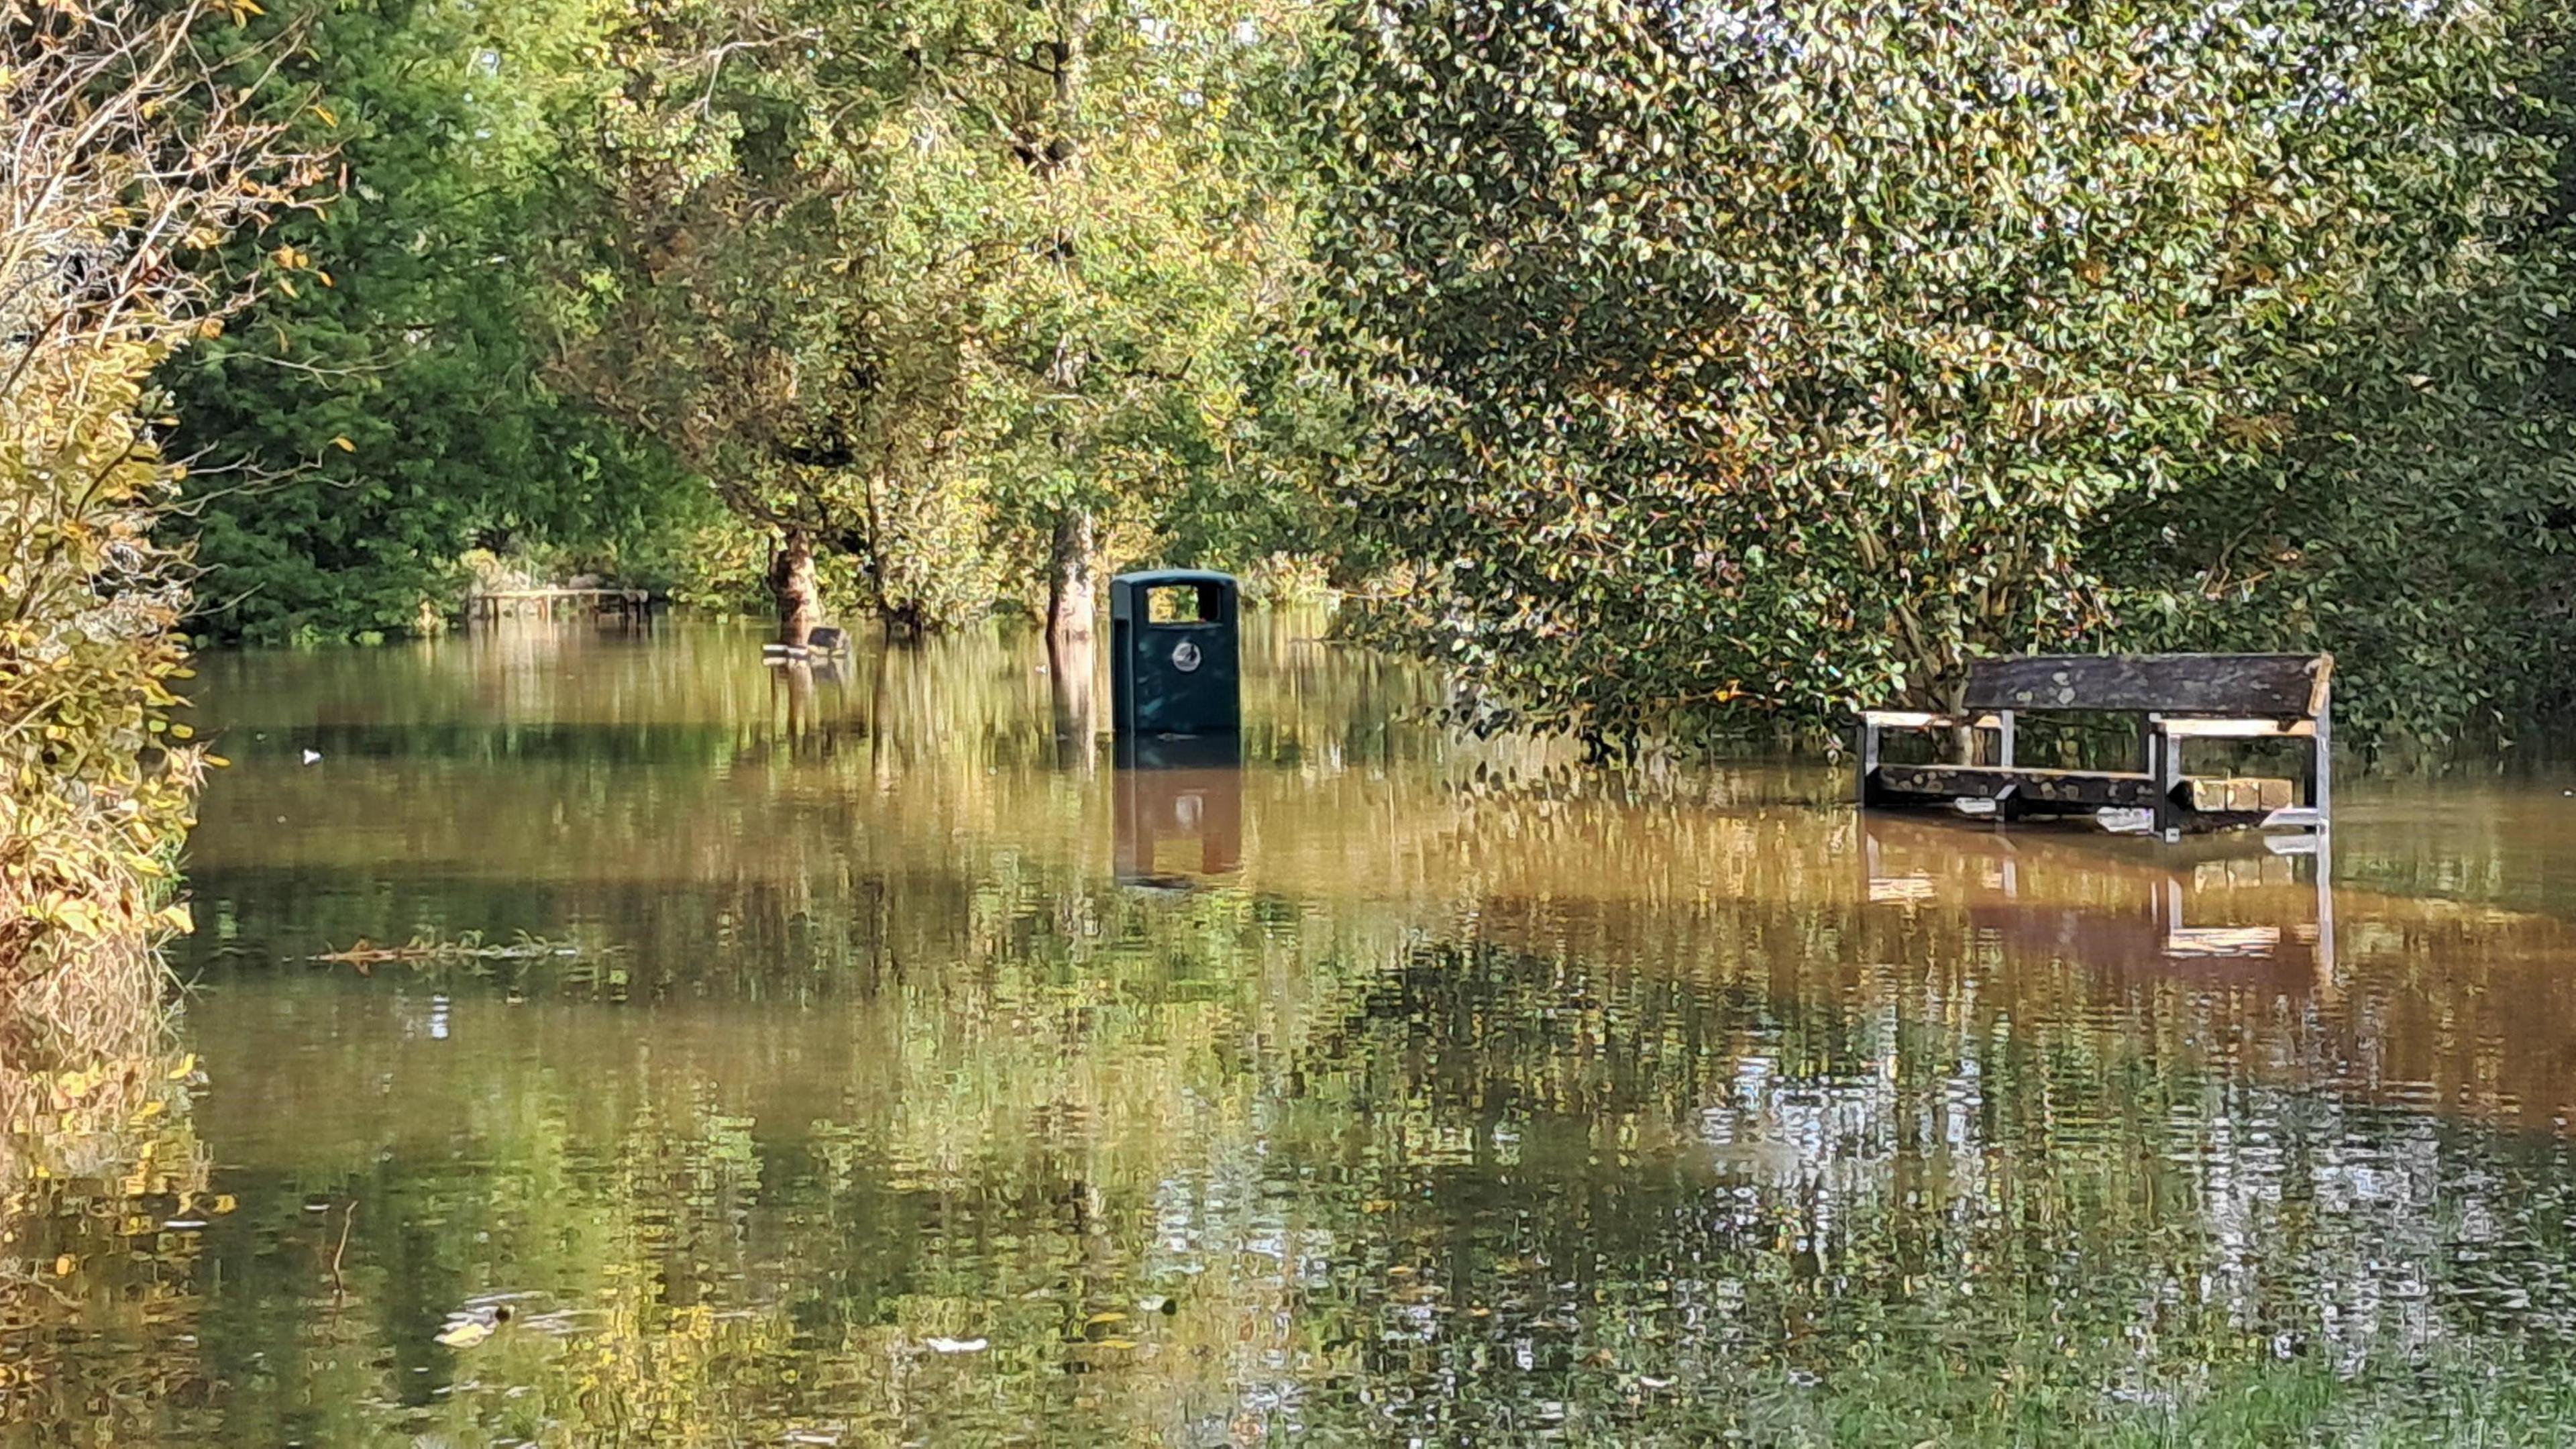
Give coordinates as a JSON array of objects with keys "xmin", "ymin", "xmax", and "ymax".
[
  {"xmin": 1943, "ymin": 677, "xmax": 1977, "ymax": 764},
  {"xmin": 771, "ymin": 527, "xmax": 821, "ymax": 648},
  {"xmin": 1047, "ymin": 505, "xmax": 1095, "ymax": 651},
  {"xmin": 1037, "ymin": 16, "xmax": 1095, "ymax": 660}
]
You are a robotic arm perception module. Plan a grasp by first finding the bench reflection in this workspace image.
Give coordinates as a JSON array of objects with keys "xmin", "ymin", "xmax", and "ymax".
[{"xmin": 1859, "ymin": 814, "xmax": 2336, "ymax": 987}]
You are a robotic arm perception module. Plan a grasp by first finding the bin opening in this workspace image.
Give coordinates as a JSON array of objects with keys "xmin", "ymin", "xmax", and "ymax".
[{"xmin": 1146, "ymin": 584, "xmax": 1226, "ymax": 625}]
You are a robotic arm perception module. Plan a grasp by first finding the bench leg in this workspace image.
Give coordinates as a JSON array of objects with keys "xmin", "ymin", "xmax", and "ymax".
[
  {"xmin": 1996, "ymin": 709, "xmax": 2015, "ymax": 769},
  {"xmin": 2147, "ymin": 720, "xmax": 2182, "ymax": 841},
  {"xmin": 2302, "ymin": 684, "xmax": 2332, "ymax": 826},
  {"xmin": 1857, "ymin": 718, "xmax": 1882, "ymax": 808}
]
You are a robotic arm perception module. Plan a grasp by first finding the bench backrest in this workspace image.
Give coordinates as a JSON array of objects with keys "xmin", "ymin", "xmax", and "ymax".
[{"xmin": 1962, "ymin": 653, "xmax": 2331, "ymax": 718}]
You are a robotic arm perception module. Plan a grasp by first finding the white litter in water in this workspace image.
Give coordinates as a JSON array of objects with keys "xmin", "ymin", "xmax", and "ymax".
[
  {"xmin": 924, "ymin": 1336, "xmax": 989, "ymax": 1354},
  {"xmin": 301, "ymin": 749, "xmax": 323, "ymax": 765}
]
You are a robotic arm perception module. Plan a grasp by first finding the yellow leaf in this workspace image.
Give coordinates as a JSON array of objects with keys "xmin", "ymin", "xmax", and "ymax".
[
  {"xmin": 154, "ymin": 904, "xmax": 194, "ymax": 935},
  {"xmin": 278, "ymin": 277, "xmax": 298, "ymax": 299},
  {"xmin": 332, "ymin": 436, "xmax": 356, "ymax": 453},
  {"xmin": 167, "ymin": 1053, "xmax": 197, "ymax": 1080},
  {"xmin": 313, "ymin": 103, "xmax": 339, "ymax": 127},
  {"xmin": 52, "ymin": 1255, "xmax": 74, "ymax": 1277},
  {"xmin": 435, "ymin": 1320, "xmax": 493, "ymax": 1349}
]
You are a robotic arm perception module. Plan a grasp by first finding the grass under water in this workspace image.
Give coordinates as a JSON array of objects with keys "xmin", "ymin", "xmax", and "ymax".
[{"xmin": 7, "ymin": 617, "xmax": 2576, "ymax": 1444}]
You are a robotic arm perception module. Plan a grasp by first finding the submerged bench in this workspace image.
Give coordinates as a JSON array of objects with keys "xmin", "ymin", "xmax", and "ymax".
[{"xmin": 1858, "ymin": 653, "xmax": 2331, "ymax": 837}]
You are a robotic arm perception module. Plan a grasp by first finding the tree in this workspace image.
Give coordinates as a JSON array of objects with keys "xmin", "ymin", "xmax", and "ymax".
[
  {"xmin": 2096, "ymin": 23, "xmax": 2576, "ymax": 744},
  {"xmin": 164, "ymin": 0, "xmax": 696, "ymax": 647},
  {"xmin": 1307, "ymin": 0, "xmax": 2560, "ymax": 747},
  {"xmin": 1, "ymin": 3, "xmax": 314, "ymax": 1016},
  {"xmin": 553, "ymin": 0, "xmax": 1322, "ymax": 645},
  {"xmin": 549, "ymin": 4, "xmax": 991, "ymax": 643}
]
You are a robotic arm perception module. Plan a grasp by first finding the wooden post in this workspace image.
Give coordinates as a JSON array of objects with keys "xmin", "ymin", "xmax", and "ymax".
[
  {"xmin": 1996, "ymin": 709, "xmax": 2016, "ymax": 769},
  {"xmin": 1856, "ymin": 718, "xmax": 1882, "ymax": 808},
  {"xmin": 2303, "ymin": 681, "xmax": 2332, "ymax": 823}
]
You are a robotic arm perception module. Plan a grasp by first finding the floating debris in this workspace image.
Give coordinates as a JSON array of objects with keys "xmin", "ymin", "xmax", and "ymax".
[
  {"xmin": 315, "ymin": 930, "xmax": 606, "ymax": 967},
  {"xmin": 924, "ymin": 1336, "xmax": 988, "ymax": 1354},
  {"xmin": 434, "ymin": 1304, "xmax": 511, "ymax": 1349}
]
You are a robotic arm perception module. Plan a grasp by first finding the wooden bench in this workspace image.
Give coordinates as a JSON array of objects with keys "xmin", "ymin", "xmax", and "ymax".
[{"xmin": 1857, "ymin": 653, "xmax": 2331, "ymax": 837}]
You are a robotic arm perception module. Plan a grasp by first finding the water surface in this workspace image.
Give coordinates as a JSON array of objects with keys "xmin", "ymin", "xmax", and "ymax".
[{"xmin": 10, "ymin": 619, "xmax": 2576, "ymax": 1444}]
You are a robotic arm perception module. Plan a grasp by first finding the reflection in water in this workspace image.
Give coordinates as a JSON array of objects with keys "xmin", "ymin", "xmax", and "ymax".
[
  {"xmin": 1115, "ymin": 768, "xmax": 1244, "ymax": 886},
  {"xmin": 10, "ymin": 618, "xmax": 2576, "ymax": 1440},
  {"xmin": 1861, "ymin": 816, "xmax": 2338, "ymax": 985},
  {"xmin": 1049, "ymin": 631, "xmax": 1099, "ymax": 774}
]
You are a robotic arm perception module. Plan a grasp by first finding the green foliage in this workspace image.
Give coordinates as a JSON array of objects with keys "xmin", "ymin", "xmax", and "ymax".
[
  {"xmin": 1, "ymin": 1, "xmax": 311, "ymax": 994},
  {"xmin": 2097, "ymin": 44, "xmax": 2576, "ymax": 744},
  {"xmin": 166, "ymin": 0, "xmax": 698, "ymax": 647},
  {"xmin": 552, "ymin": 0, "xmax": 1335, "ymax": 627},
  {"xmin": 0, "ymin": 352, "xmax": 203, "ymax": 983},
  {"xmin": 1307, "ymin": 0, "xmax": 2565, "ymax": 746}
]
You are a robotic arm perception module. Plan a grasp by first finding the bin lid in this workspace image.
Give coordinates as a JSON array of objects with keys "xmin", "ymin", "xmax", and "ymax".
[{"xmin": 1112, "ymin": 569, "xmax": 1236, "ymax": 591}]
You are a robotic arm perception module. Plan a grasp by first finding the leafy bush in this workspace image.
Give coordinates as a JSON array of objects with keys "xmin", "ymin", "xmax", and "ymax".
[
  {"xmin": 1309, "ymin": 0, "xmax": 2566, "ymax": 748},
  {"xmin": 1, "ymin": 4, "xmax": 311, "ymax": 1006}
]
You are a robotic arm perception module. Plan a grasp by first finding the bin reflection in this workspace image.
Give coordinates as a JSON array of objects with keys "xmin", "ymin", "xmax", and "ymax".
[{"xmin": 1114, "ymin": 761, "xmax": 1243, "ymax": 885}]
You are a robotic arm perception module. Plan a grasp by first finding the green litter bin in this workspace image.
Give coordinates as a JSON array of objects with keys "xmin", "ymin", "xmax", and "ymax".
[{"xmin": 1110, "ymin": 570, "xmax": 1240, "ymax": 755}]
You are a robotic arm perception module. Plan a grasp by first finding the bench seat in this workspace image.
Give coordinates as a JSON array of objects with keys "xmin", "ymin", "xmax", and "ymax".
[
  {"xmin": 1872, "ymin": 765, "xmax": 2296, "ymax": 814},
  {"xmin": 1874, "ymin": 763, "xmax": 2156, "ymax": 809}
]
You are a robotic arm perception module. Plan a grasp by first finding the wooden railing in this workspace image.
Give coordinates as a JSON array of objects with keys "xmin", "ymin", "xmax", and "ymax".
[{"xmin": 466, "ymin": 588, "xmax": 655, "ymax": 621}]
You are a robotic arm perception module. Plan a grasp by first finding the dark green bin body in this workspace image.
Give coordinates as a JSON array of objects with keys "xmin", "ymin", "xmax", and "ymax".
[{"xmin": 1110, "ymin": 570, "xmax": 1241, "ymax": 752}]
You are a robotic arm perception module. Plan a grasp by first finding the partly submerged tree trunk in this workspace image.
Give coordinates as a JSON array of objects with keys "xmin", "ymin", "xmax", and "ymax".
[
  {"xmin": 771, "ymin": 527, "xmax": 822, "ymax": 648},
  {"xmin": 1047, "ymin": 506, "xmax": 1096, "ymax": 651}
]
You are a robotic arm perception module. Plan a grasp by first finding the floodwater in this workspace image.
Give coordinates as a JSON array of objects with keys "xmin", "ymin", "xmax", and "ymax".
[{"xmin": 11, "ymin": 618, "xmax": 2576, "ymax": 1444}]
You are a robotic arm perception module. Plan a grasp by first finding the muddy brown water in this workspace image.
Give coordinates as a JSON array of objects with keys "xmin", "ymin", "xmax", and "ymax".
[{"xmin": 8, "ymin": 616, "xmax": 2576, "ymax": 1444}]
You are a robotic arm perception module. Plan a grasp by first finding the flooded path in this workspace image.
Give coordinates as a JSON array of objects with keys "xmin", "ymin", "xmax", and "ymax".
[{"xmin": 11, "ymin": 619, "xmax": 2576, "ymax": 1444}]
